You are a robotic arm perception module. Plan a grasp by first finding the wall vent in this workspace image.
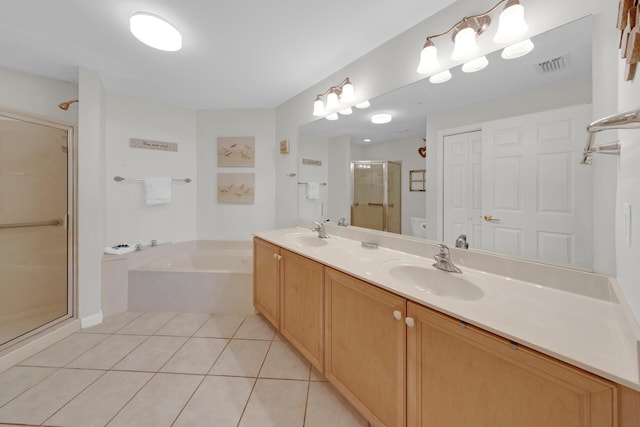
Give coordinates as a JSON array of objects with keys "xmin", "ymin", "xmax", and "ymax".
[{"xmin": 536, "ymin": 54, "xmax": 570, "ymax": 75}]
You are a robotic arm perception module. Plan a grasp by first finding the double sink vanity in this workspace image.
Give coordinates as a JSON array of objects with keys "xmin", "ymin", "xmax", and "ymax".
[{"xmin": 253, "ymin": 222, "xmax": 640, "ymax": 426}]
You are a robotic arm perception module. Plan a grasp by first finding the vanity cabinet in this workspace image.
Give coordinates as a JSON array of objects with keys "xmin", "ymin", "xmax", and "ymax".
[
  {"xmin": 406, "ymin": 301, "xmax": 616, "ymax": 427},
  {"xmin": 253, "ymin": 237, "xmax": 325, "ymax": 371},
  {"xmin": 253, "ymin": 238, "xmax": 280, "ymax": 328},
  {"xmin": 324, "ymin": 267, "xmax": 406, "ymax": 427},
  {"xmin": 280, "ymin": 248, "xmax": 324, "ymax": 371}
]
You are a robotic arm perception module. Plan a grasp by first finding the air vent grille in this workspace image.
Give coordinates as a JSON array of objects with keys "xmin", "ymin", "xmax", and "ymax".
[{"xmin": 536, "ymin": 54, "xmax": 570, "ymax": 75}]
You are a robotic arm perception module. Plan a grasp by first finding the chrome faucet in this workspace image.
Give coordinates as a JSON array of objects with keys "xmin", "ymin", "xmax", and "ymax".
[
  {"xmin": 455, "ymin": 234, "xmax": 469, "ymax": 249},
  {"xmin": 433, "ymin": 244, "xmax": 462, "ymax": 273},
  {"xmin": 337, "ymin": 217, "xmax": 348, "ymax": 227},
  {"xmin": 311, "ymin": 221, "xmax": 330, "ymax": 238}
]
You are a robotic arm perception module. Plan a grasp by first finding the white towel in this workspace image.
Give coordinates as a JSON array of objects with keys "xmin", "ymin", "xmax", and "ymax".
[
  {"xmin": 306, "ymin": 182, "xmax": 320, "ymax": 200},
  {"xmin": 144, "ymin": 177, "xmax": 172, "ymax": 205}
]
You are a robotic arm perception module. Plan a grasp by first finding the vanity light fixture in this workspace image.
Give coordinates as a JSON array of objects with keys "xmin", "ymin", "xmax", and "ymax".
[
  {"xmin": 416, "ymin": 0, "xmax": 530, "ymax": 81},
  {"xmin": 429, "ymin": 70, "xmax": 452, "ymax": 84},
  {"xmin": 312, "ymin": 78, "xmax": 364, "ymax": 120},
  {"xmin": 130, "ymin": 12, "xmax": 182, "ymax": 51}
]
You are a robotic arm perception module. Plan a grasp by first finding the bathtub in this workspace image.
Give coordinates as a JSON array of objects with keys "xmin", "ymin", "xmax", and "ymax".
[{"xmin": 125, "ymin": 240, "xmax": 255, "ymax": 314}]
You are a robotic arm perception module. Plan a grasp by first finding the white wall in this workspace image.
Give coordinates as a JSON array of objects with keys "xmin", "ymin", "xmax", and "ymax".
[
  {"xmin": 104, "ymin": 92, "xmax": 198, "ymax": 246},
  {"xmin": 354, "ymin": 137, "xmax": 427, "ymax": 236},
  {"xmin": 196, "ymin": 109, "xmax": 277, "ymax": 241}
]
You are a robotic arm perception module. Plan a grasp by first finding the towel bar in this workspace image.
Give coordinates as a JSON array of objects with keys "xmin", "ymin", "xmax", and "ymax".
[
  {"xmin": 113, "ymin": 176, "xmax": 192, "ymax": 183},
  {"xmin": 581, "ymin": 107, "xmax": 640, "ymax": 164}
]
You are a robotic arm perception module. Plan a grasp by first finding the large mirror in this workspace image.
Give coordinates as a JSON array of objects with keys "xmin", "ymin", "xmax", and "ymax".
[{"xmin": 298, "ymin": 16, "xmax": 597, "ymax": 269}]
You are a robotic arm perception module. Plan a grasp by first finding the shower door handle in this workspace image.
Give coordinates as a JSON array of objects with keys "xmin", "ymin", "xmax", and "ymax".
[{"xmin": 0, "ymin": 218, "xmax": 64, "ymax": 230}]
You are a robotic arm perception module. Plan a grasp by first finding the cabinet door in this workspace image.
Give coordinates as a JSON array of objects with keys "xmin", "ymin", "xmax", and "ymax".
[
  {"xmin": 406, "ymin": 302, "xmax": 615, "ymax": 427},
  {"xmin": 253, "ymin": 238, "xmax": 280, "ymax": 328},
  {"xmin": 280, "ymin": 249, "xmax": 324, "ymax": 372},
  {"xmin": 325, "ymin": 268, "xmax": 406, "ymax": 427}
]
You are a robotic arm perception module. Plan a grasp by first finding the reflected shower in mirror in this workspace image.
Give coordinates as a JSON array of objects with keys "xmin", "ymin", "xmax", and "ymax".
[{"xmin": 298, "ymin": 16, "xmax": 597, "ymax": 269}]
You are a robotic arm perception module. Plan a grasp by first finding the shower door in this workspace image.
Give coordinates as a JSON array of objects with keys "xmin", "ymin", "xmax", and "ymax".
[
  {"xmin": 351, "ymin": 160, "xmax": 401, "ymax": 233},
  {"xmin": 0, "ymin": 113, "xmax": 73, "ymax": 348}
]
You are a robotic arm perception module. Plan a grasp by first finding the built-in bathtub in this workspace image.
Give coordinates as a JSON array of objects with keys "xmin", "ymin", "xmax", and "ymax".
[{"xmin": 117, "ymin": 240, "xmax": 254, "ymax": 315}]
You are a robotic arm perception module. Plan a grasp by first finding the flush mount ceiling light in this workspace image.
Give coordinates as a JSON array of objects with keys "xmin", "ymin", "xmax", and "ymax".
[
  {"xmin": 416, "ymin": 0, "xmax": 530, "ymax": 83},
  {"xmin": 371, "ymin": 113, "xmax": 392, "ymax": 124},
  {"xmin": 130, "ymin": 12, "xmax": 182, "ymax": 52},
  {"xmin": 312, "ymin": 78, "xmax": 367, "ymax": 121}
]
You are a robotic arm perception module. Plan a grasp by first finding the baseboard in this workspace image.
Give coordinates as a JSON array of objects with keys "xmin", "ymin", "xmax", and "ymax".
[{"xmin": 80, "ymin": 310, "xmax": 103, "ymax": 329}]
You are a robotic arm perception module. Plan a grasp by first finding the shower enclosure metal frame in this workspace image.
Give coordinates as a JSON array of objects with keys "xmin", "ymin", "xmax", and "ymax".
[{"xmin": 0, "ymin": 106, "xmax": 76, "ymax": 351}]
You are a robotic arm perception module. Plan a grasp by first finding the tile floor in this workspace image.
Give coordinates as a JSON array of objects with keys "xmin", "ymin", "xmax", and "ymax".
[{"xmin": 0, "ymin": 311, "xmax": 369, "ymax": 427}]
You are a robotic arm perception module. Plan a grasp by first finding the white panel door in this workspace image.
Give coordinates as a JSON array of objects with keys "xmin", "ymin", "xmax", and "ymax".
[
  {"xmin": 481, "ymin": 104, "xmax": 593, "ymax": 268},
  {"xmin": 443, "ymin": 130, "xmax": 482, "ymax": 248}
]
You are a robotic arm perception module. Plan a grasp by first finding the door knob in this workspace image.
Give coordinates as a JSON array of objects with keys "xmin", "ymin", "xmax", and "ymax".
[{"xmin": 483, "ymin": 215, "xmax": 501, "ymax": 222}]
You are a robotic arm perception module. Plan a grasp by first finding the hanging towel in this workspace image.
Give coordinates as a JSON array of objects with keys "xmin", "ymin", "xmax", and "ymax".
[
  {"xmin": 144, "ymin": 177, "xmax": 172, "ymax": 205},
  {"xmin": 306, "ymin": 181, "xmax": 320, "ymax": 200}
]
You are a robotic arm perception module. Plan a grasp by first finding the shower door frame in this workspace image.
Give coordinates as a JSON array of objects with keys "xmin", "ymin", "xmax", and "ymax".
[{"xmin": 0, "ymin": 106, "xmax": 76, "ymax": 351}]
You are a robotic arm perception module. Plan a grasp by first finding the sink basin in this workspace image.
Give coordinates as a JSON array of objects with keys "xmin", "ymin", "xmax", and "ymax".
[
  {"xmin": 282, "ymin": 233, "xmax": 330, "ymax": 248},
  {"xmin": 388, "ymin": 264, "xmax": 484, "ymax": 301}
]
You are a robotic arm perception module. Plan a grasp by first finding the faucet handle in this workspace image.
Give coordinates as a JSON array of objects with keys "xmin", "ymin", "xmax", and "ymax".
[{"xmin": 437, "ymin": 244, "xmax": 450, "ymax": 255}]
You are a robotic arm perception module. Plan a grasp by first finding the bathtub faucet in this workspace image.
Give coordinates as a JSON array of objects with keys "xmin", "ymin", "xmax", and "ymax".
[{"xmin": 311, "ymin": 221, "xmax": 330, "ymax": 239}]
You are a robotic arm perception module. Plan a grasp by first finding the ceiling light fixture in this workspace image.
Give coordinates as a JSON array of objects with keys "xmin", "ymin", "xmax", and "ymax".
[
  {"xmin": 312, "ymin": 78, "xmax": 366, "ymax": 120},
  {"xmin": 416, "ymin": 0, "xmax": 530, "ymax": 83},
  {"xmin": 371, "ymin": 113, "xmax": 392, "ymax": 124},
  {"xmin": 130, "ymin": 12, "xmax": 182, "ymax": 52}
]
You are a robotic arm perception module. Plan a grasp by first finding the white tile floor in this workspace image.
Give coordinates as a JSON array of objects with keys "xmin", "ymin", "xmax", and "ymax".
[{"xmin": 0, "ymin": 311, "xmax": 369, "ymax": 427}]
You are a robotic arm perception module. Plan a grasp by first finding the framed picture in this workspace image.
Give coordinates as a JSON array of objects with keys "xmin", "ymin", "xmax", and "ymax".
[
  {"xmin": 280, "ymin": 139, "xmax": 290, "ymax": 154},
  {"xmin": 410, "ymin": 169, "xmax": 426, "ymax": 192},
  {"xmin": 217, "ymin": 173, "xmax": 255, "ymax": 204},
  {"xmin": 217, "ymin": 136, "xmax": 255, "ymax": 167}
]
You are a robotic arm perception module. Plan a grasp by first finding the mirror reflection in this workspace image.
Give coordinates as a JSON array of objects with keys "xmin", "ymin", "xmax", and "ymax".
[{"xmin": 298, "ymin": 16, "xmax": 594, "ymax": 269}]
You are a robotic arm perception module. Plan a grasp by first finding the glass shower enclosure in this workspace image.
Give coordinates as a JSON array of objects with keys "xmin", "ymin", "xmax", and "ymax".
[
  {"xmin": 0, "ymin": 111, "xmax": 74, "ymax": 349},
  {"xmin": 350, "ymin": 160, "xmax": 401, "ymax": 233}
]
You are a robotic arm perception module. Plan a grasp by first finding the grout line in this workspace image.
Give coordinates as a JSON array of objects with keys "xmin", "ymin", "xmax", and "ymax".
[
  {"xmin": 103, "ymin": 370, "xmax": 157, "ymax": 426},
  {"xmin": 169, "ymin": 372, "xmax": 208, "ymax": 427}
]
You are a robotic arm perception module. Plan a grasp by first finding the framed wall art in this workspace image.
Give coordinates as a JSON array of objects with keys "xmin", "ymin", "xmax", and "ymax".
[
  {"xmin": 217, "ymin": 136, "xmax": 255, "ymax": 167},
  {"xmin": 217, "ymin": 173, "xmax": 255, "ymax": 204}
]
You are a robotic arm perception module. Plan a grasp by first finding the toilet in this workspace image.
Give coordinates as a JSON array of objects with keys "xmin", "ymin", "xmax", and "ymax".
[{"xmin": 410, "ymin": 217, "xmax": 427, "ymax": 238}]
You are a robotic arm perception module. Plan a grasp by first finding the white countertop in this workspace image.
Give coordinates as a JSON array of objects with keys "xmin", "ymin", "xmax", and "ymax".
[{"xmin": 255, "ymin": 226, "xmax": 640, "ymax": 391}]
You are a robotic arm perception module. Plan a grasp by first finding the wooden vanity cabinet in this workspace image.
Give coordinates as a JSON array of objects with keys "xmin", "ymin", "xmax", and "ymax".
[
  {"xmin": 253, "ymin": 238, "xmax": 280, "ymax": 328},
  {"xmin": 406, "ymin": 301, "xmax": 616, "ymax": 427},
  {"xmin": 324, "ymin": 267, "xmax": 406, "ymax": 427},
  {"xmin": 280, "ymin": 248, "xmax": 324, "ymax": 371}
]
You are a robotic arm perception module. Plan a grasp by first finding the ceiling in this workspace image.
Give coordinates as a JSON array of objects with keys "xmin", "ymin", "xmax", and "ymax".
[
  {"xmin": 0, "ymin": 0, "xmax": 455, "ymax": 109},
  {"xmin": 300, "ymin": 16, "xmax": 592, "ymax": 144}
]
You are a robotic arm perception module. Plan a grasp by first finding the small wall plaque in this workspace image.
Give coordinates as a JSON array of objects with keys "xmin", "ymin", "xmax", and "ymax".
[
  {"xmin": 280, "ymin": 139, "xmax": 290, "ymax": 154},
  {"xmin": 130, "ymin": 138, "xmax": 178, "ymax": 152},
  {"xmin": 302, "ymin": 158, "xmax": 322, "ymax": 166}
]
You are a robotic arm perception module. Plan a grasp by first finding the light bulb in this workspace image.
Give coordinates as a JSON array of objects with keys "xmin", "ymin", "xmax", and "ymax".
[
  {"xmin": 341, "ymin": 80, "xmax": 355, "ymax": 103},
  {"xmin": 493, "ymin": 1, "xmax": 529, "ymax": 44},
  {"xmin": 429, "ymin": 70, "xmax": 452, "ymax": 84},
  {"xmin": 451, "ymin": 26, "xmax": 479, "ymax": 61},
  {"xmin": 501, "ymin": 38, "xmax": 534, "ymax": 59},
  {"xmin": 312, "ymin": 98, "xmax": 326, "ymax": 116},
  {"xmin": 130, "ymin": 12, "xmax": 182, "ymax": 51},
  {"xmin": 417, "ymin": 41, "xmax": 440, "ymax": 75},
  {"xmin": 462, "ymin": 56, "xmax": 489, "ymax": 73},
  {"xmin": 355, "ymin": 100, "xmax": 370, "ymax": 109},
  {"xmin": 340, "ymin": 107, "xmax": 353, "ymax": 115},
  {"xmin": 326, "ymin": 91, "xmax": 340, "ymax": 111},
  {"xmin": 325, "ymin": 113, "xmax": 339, "ymax": 121}
]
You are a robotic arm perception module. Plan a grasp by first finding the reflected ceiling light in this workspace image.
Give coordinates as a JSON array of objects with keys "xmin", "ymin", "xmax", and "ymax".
[
  {"xmin": 355, "ymin": 100, "xmax": 370, "ymax": 109},
  {"xmin": 363, "ymin": 138, "xmax": 372, "ymax": 142},
  {"xmin": 416, "ymin": 0, "xmax": 530, "ymax": 80},
  {"xmin": 312, "ymin": 77, "xmax": 358, "ymax": 120},
  {"xmin": 130, "ymin": 12, "xmax": 182, "ymax": 51},
  {"xmin": 371, "ymin": 113, "xmax": 392, "ymax": 124},
  {"xmin": 462, "ymin": 56, "xmax": 489, "ymax": 73},
  {"xmin": 501, "ymin": 38, "xmax": 534, "ymax": 59},
  {"xmin": 429, "ymin": 70, "xmax": 452, "ymax": 84}
]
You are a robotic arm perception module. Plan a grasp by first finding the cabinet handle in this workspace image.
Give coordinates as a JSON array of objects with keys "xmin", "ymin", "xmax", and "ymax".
[
  {"xmin": 405, "ymin": 317, "xmax": 415, "ymax": 327},
  {"xmin": 393, "ymin": 310, "xmax": 402, "ymax": 320}
]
